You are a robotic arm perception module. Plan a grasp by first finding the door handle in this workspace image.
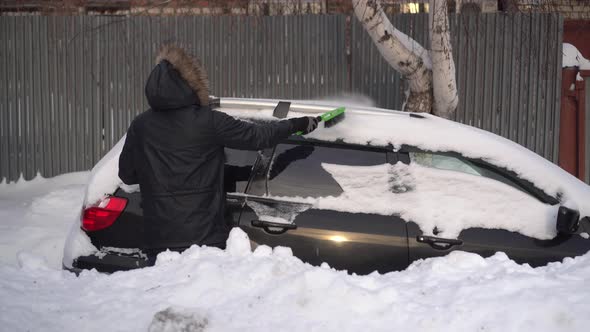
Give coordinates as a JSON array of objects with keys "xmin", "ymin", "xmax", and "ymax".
[
  {"xmin": 416, "ymin": 235, "xmax": 463, "ymax": 250},
  {"xmin": 251, "ymin": 219, "xmax": 297, "ymax": 234}
]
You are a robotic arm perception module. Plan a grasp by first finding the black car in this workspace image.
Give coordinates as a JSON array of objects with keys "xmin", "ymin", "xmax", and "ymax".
[{"xmin": 63, "ymin": 99, "xmax": 590, "ymax": 274}]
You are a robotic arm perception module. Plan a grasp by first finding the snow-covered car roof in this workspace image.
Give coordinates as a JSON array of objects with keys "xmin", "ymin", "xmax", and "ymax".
[
  {"xmin": 84, "ymin": 97, "xmax": 590, "ymax": 217},
  {"xmin": 219, "ymin": 98, "xmax": 590, "ymax": 214}
]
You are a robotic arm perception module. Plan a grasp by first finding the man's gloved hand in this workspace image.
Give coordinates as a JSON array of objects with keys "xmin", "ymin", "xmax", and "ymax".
[{"xmin": 289, "ymin": 116, "xmax": 321, "ymax": 135}]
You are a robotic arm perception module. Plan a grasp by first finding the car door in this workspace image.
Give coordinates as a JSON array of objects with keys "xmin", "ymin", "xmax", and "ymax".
[
  {"xmin": 400, "ymin": 150, "xmax": 590, "ymax": 267},
  {"xmin": 238, "ymin": 141, "xmax": 409, "ymax": 274},
  {"xmin": 223, "ymin": 148, "xmax": 261, "ymax": 230}
]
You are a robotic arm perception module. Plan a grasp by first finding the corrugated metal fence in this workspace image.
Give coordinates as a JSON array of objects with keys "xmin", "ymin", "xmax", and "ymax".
[{"xmin": 0, "ymin": 13, "xmax": 563, "ymax": 182}]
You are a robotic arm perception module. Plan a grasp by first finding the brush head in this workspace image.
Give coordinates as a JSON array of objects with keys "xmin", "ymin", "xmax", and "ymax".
[
  {"xmin": 323, "ymin": 107, "xmax": 346, "ymax": 128},
  {"xmin": 324, "ymin": 113, "xmax": 345, "ymax": 128}
]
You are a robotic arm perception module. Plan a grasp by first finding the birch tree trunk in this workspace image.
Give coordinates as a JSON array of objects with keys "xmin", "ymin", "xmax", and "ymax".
[
  {"xmin": 429, "ymin": 0, "xmax": 458, "ymax": 118},
  {"xmin": 352, "ymin": 0, "xmax": 433, "ymax": 113},
  {"xmin": 353, "ymin": 0, "xmax": 458, "ymax": 118}
]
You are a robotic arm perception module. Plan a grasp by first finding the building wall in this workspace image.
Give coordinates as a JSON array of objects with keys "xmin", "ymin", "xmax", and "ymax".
[
  {"xmin": 564, "ymin": 20, "xmax": 590, "ymax": 58},
  {"xmin": 510, "ymin": 0, "xmax": 590, "ymax": 20}
]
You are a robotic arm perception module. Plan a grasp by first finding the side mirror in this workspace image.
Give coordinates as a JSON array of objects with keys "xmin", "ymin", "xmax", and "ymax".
[{"xmin": 556, "ymin": 206, "xmax": 580, "ymax": 234}]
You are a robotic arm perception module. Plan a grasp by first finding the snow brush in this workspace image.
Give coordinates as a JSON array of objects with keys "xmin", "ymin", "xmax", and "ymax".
[{"xmin": 295, "ymin": 107, "xmax": 346, "ymax": 135}]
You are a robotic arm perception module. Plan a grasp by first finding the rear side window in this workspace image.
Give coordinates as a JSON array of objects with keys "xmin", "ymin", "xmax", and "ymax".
[
  {"xmin": 265, "ymin": 143, "xmax": 386, "ymax": 198},
  {"xmin": 224, "ymin": 148, "xmax": 259, "ymax": 193},
  {"xmin": 410, "ymin": 152, "xmax": 480, "ymax": 175},
  {"xmin": 409, "ymin": 151, "xmax": 528, "ymax": 195}
]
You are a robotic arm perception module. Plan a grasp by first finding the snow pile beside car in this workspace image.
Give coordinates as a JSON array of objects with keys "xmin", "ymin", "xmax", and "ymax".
[
  {"xmin": 1, "ymin": 227, "xmax": 590, "ymax": 332},
  {"xmin": 0, "ymin": 172, "xmax": 90, "ymax": 269}
]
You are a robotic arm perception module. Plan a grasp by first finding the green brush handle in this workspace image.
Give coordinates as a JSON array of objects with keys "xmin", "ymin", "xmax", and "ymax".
[{"xmin": 295, "ymin": 107, "xmax": 346, "ymax": 135}]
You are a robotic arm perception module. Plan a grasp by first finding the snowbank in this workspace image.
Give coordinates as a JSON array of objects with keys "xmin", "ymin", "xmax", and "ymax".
[
  {"xmin": 1, "ymin": 180, "xmax": 589, "ymax": 331},
  {"xmin": 0, "ymin": 172, "xmax": 90, "ymax": 269},
  {"xmin": 1, "ymin": 228, "xmax": 590, "ymax": 332}
]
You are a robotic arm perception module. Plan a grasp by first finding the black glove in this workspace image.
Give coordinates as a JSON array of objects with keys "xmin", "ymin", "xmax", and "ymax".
[{"xmin": 289, "ymin": 116, "xmax": 321, "ymax": 135}]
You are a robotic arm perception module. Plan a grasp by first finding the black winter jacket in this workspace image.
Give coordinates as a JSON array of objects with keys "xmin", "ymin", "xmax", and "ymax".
[{"xmin": 119, "ymin": 59, "xmax": 294, "ymax": 252}]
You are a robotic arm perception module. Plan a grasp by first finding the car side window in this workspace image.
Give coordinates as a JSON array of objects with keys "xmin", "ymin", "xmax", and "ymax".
[
  {"xmin": 409, "ymin": 151, "xmax": 529, "ymax": 196},
  {"xmin": 224, "ymin": 148, "xmax": 259, "ymax": 193},
  {"xmin": 264, "ymin": 143, "xmax": 387, "ymax": 198}
]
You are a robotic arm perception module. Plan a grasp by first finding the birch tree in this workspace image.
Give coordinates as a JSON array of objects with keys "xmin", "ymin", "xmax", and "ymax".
[{"xmin": 353, "ymin": 0, "xmax": 458, "ymax": 118}]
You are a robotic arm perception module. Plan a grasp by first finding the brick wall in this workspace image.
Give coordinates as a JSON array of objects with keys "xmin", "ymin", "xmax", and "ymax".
[{"xmin": 511, "ymin": 0, "xmax": 590, "ymax": 20}]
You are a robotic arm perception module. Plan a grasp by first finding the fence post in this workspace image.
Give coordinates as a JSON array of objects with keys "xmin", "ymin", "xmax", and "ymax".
[
  {"xmin": 580, "ymin": 70, "xmax": 590, "ymax": 183},
  {"xmin": 559, "ymin": 67, "xmax": 590, "ymax": 182},
  {"xmin": 559, "ymin": 68, "xmax": 579, "ymax": 177}
]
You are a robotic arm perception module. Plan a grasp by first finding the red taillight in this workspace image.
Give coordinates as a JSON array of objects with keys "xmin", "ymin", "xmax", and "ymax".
[{"xmin": 82, "ymin": 196, "xmax": 128, "ymax": 232}]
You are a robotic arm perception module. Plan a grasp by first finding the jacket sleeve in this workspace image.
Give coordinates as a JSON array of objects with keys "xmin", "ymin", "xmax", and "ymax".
[
  {"xmin": 118, "ymin": 122, "xmax": 139, "ymax": 185},
  {"xmin": 211, "ymin": 110, "xmax": 294, "ymax": 150}
]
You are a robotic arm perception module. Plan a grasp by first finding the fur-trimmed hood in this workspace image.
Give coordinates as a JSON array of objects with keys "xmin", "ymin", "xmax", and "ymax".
[{"xmin": 154, "ymin": 44, "xmax": 210, "ymax": 107}]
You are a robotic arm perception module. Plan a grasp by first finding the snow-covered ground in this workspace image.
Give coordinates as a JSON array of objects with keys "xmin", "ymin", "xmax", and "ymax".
[
  {"xmin": 1, "ymin": 173, "xmax": 590, "ymax": 332},
  {"xmin": 0, "ymin": 172, "xmax": 89, "ymax": 269}
]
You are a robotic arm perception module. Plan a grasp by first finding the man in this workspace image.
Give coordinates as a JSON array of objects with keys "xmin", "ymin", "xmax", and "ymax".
[{"xmin": 118, "ymin": 44, "xmax": 318, "ymax": 256}]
